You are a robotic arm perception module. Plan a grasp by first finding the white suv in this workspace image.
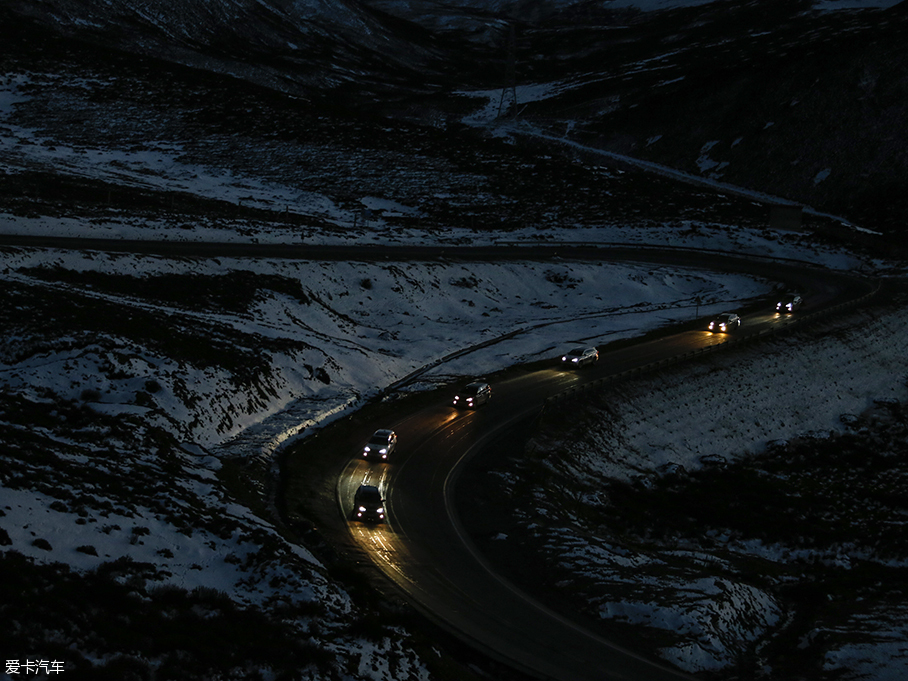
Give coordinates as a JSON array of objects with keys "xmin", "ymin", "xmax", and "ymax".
[
  {"xmin": 708, "ymin": 312, "xmax": 741, "ymax": 333},
  {"xmin": 453, "ymin": 382, "xmax": 491, "ymax": 409},
  {"xmin": 363, "ymin": 429, "xmax": 397, "ymax": 461},
  {"xmin": 561, "ymin": 347, "xmax": 599, "ymax": 368}
]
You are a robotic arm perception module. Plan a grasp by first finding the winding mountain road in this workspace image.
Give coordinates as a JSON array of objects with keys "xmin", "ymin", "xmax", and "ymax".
[
  {"xmin": 275, "ymin": 245, "xmax": 874, "ymax": 681},
  {"xmin": 2, "ymin": 234, "xmax": 874, "ymax": 679}
]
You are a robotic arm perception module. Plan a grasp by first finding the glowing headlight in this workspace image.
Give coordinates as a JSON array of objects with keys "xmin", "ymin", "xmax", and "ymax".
[
  {"xmin": 709, "ymin": 322, "xmax": 715, "ymax": 329},
  {"xmin": 561, "ymin": 355, "xmax": 568, "ymax": 361},
  {"xmin": 720, "ymin": 324, "xmax": 726, "ymax": 330},
  {"xmin": 787, "ymin": 303, "xmax": 793, "ymax": 310},
  {"xmin": 358, "ymin": 506, "xmax": 367, "ymax": 513},
  {"xmin": 572, "ymin": 357, "xmax": 579, "ymax": 363},
  {"xmin": 376, "ymin": 508, "xmax": 384, "ymax": 515},
  {"xmin": 379, "ymin": 448, "xmax": 387, "ymax": 454}
]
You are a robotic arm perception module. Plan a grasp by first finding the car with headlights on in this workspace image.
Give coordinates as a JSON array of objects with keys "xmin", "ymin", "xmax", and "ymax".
[
  {"xmin": 362, "ymin": 429, "xmax": 397, "ymax": 461},
  {"xmin": 708, "ymin": 312, "xmax": 741, "ymax": 333},
  {"xmin": 353, "ymin": 484, "xmax": 385, "ymax": 523},
  {"xmin": 775, "ymin": 293, "xmax": 803, "ymax": 313},
  {"xmin": 561, "ymin": 347, "xmax": 598, "ymax": 368},
  {"xmin": 453, "ymin": 382, "xmax": 491, "ymax": 409}
]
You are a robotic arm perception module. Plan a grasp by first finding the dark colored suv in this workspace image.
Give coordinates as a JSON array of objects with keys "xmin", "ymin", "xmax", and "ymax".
[{"xmin": 353, "ymin": 485, "xmax": 385, "ymax": 523}]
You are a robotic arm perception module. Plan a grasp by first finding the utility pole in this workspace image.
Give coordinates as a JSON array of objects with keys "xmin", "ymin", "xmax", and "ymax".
[{"xmin": 497, "ymin": 23, "xmax": 517, "ymax": 119}]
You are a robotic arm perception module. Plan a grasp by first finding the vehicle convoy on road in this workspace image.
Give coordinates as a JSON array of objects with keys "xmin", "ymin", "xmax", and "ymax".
[
  {"xmin": 453, "ymin": 382, "xmax": 492, "ymax": 408},
  {"xmin": 560, "ymin": 347, "xmax": 599, "ymax": 368},
  {"xmin": 776, "ymin": 292, "xmax": 803, "ymax": 313},
  {"xmin": 708, "ymin": 312, "xmax": 741, "ymax": 333},
  {"xmin": 362, "ymin": 429, "xmax": 397, "ymax": 461},
  {"xmin": 301, "ymin": 248, "xmax": 872, "ymax": 681},
  {"xmin": 0, "ymin": 228, "xmax": 873, "ymax": 681},
  {"xmin": 353, "ymin": 484, "xmax": 385, "ymax": 523}
]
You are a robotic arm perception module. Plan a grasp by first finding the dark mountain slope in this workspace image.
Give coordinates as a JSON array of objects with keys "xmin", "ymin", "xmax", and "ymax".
[
  {"xmin": 2, "ymin": 0, "xmax": 451, "ymax": 102},
  {"xmin": 4, "ymin": 0, "xmax": 907, "ymax": 237},
  {"xmin": 512, "ymin": 1, "xmax": 908, "ymax": 235}
]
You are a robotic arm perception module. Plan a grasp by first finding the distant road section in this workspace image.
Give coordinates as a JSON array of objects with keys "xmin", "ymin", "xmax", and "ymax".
[{"xmin": 0, "ymin": 232, "xmax": 852, "ymax": 273}]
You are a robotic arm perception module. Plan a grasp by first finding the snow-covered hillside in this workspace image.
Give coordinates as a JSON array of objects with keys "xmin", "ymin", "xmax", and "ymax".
[
  {"xmin": 2, "ymin": 1, "xmax": 907, "ymax": 678},
  {"xmin": 462, "ymin": 303, "xmax": 908, "ymax": 678},
  {"xmin": 0, "ymin": 235, "xmax": 782, "ymax": 679},
  {"xmin": 1, "ymin": 248, "xmax": 773, "ymax": 450},
  {"xmin": 5, "ymin": 0, "xmax": 907, "ymax": 235}
]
